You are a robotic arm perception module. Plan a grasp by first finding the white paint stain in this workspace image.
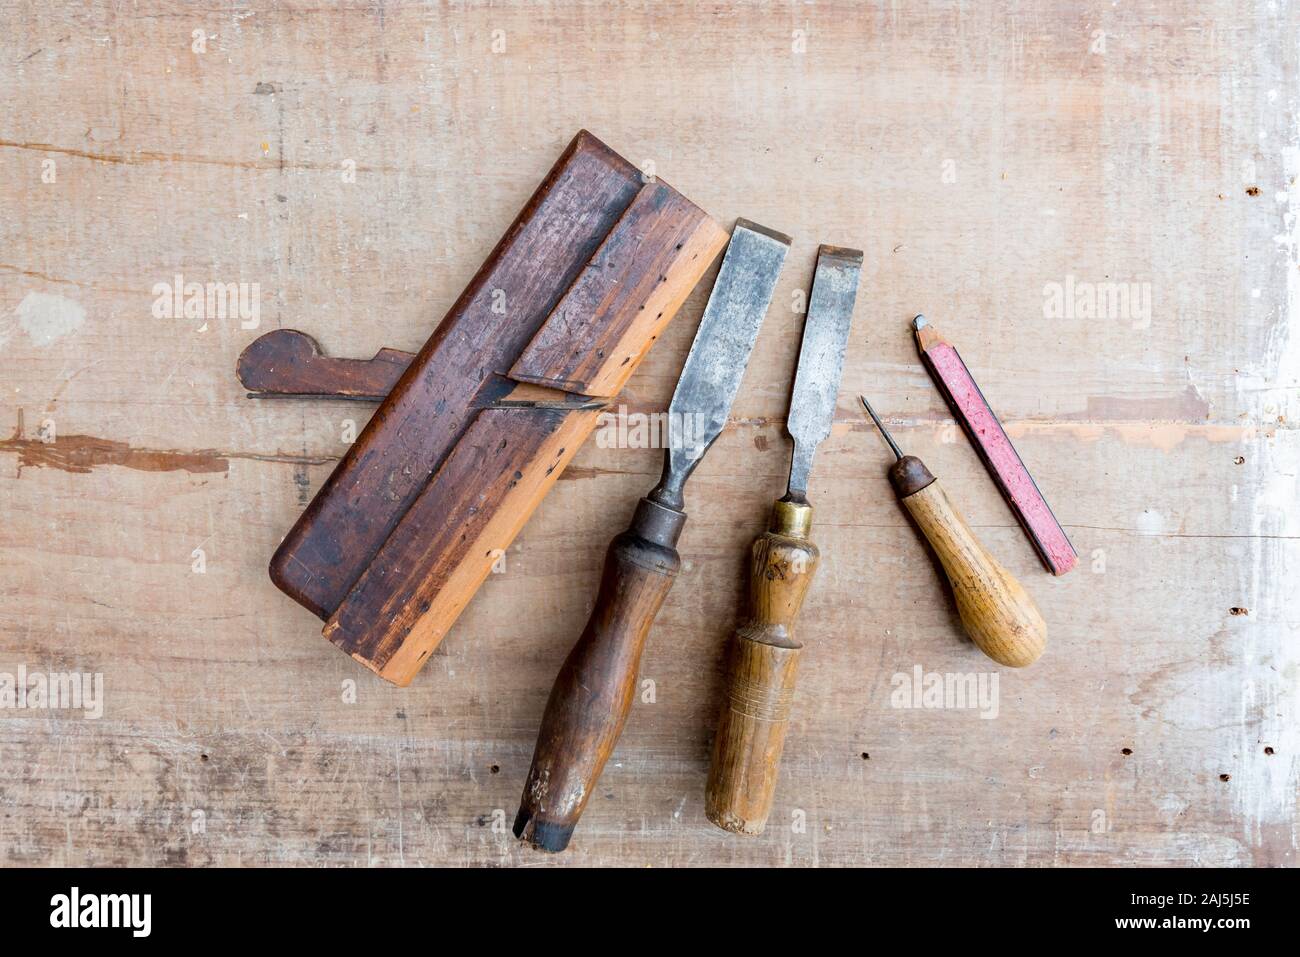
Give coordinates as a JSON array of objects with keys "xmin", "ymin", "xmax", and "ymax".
[
  {"xmin": 1271, "ymin": 143, "xmax": 1300, "ymax": 427},
  {"xmin": 1225, "ymin": 107, "xmax": 1300, "ymax": 855},
  {"xmin": 1135, "ymin": 509, "xmax": 1165, "ymax": 536},
  {"xmin": 1156, "ymin": 793, "xmax": 1189, "ymax": 825},
  {"xmin": 10, "ymin": 292, "xmax": 86, "ymax": 347}
]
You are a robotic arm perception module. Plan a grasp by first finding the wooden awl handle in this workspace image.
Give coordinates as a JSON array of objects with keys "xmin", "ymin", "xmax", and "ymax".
[
  {"xmin": 514, "ymin": 497, "xmax": 685, "ymax": 852},
  {"xmin": 891, "ymin": 456, "xmax": 1046, "ymax": 667},
  {"xmin": 705, "ymin": 500, "xmax": 819, "ymax": 835}
]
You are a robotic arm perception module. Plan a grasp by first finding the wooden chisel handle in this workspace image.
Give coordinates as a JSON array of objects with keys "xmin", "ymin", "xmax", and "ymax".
[
  {"xmin": 514, "ymin": 497, "xmax": 686, "ymax": 852},
  {"xmin": 705, "ymin": 500, "xmax": 819, "ymax": 835},
  {"xmin": 892, "ymin": 457, "xmax": 1046, "ymax": 668}
]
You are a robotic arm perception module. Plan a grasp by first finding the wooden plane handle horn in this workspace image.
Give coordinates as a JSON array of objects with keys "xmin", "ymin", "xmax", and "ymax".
[{"xmin": 237, "ymin": 329, "xmax": 413, "ymax": 399}]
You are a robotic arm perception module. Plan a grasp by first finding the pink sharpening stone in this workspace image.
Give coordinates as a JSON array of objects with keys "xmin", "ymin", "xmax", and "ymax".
[{"xmin": 920, "ymin": 340, "xmax": 1077, "ymax": 576}]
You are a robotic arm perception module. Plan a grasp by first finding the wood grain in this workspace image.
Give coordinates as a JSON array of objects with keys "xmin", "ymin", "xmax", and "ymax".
[
  {"xmin": 900, "ymin": 478, "xmax": 1048, "ymax": 668},
  {"xmin": 325, "ymin": 404, "xmax": 604, "ymax": 685},
  {"xmin": 237, "ymin": 329, "xmax": 412, "ymax": 400},
  {"xmin": 706, "ymin": 500, "xmax": 820, "ymax": 836},
  {"xmin": 273, "ymin": 132, "xmax": 723, "ymax": 684},
  {"xmin": 267, "ymin": 129, "xmax": 643, "ymax": 623},
  {"xmin": 515, "ymin": 498, "xmax": 685, "ymax": 851},
  {"xmin": 510, "ymin": 182, "xmax": 730, "ymax": 397},
  {"xmin": 0, "ymin": 0, "xmax": 1295, "ymax": 867}
]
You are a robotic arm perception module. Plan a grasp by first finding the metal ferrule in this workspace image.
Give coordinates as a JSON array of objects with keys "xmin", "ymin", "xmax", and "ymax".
[{"xmin": 769, "ymin": 499, "xmax": 813, "ymax": 539}]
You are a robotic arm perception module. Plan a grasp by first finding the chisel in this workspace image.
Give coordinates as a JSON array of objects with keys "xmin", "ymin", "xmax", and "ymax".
[
  {"xmin": 859, "ymin": 395, "xmax": 1046, "ymax": 667},
  {"xmin": 514, "ymin": 219, "xmax": 792, "ymax": 852},
  {"xmin": 704, "ymin": 245, "xmax": 862, "ymax": 836}
]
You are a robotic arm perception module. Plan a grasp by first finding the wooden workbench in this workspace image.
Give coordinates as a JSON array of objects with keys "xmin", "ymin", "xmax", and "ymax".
[{"xmin": 1, "ymin": 1, "xmax": 1295, "ymax": 867}]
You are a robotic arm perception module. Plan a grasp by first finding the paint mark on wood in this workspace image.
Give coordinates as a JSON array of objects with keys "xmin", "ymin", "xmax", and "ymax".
[
  {"xmin": 1005, "ymin": 421, "xmax": 1259, "ymax": 452},
  {"xmin": 9, "ymin": 291, "xmax": 85, "ymax": 347},
  {"xmin": 1, "ymin": 431, "xmax": 229, "ymax": 475},
  {"xmin": 0, "ymin": 416, "xmax": 340, "ymax": 476},
  {"xmin": 1061, "ymin": 385, "xmax": 1211, "ymax": 423}
]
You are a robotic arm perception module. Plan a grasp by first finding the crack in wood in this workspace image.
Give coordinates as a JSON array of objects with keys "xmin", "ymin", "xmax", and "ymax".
[{"xmin": 0, "ymin": 138, "xmax": 400, "ymax": 174}]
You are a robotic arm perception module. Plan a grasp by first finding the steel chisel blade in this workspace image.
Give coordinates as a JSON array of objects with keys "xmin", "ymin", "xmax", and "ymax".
[
  {"xmin": 663, "ymin": 219, "xmax": 792, "ymax": 491},
  {"xmin": 785, "ymin": 245, "xmax": 862, "ymax": 501}
]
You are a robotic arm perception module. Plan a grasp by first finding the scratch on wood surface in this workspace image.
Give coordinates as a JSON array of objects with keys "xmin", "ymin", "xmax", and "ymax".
[
  {"xmin": 0, "ymin": 262, "xmax": 137, "ymax": 294},
  {"xmin": 0, "ymin": 139, "xmax": 400, "ymax": 174}
]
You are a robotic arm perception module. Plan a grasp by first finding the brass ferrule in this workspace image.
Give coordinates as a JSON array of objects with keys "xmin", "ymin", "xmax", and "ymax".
[{"xmin": 769, "ymin": 499, "xmax": 813, "ymax": 538}]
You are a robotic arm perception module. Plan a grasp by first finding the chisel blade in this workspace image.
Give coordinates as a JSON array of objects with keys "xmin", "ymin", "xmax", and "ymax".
[
  {"xmin": 655, "ymin": 219, "xmax": 791, "ymax": 506},
  {"xmin": 785, "ymin": 245, "xmax": 862, "ymax": 501}
]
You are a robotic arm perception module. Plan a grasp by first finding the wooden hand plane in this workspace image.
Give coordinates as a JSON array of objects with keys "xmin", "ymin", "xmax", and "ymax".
[{"xmin": 240, "ymin": 131, "xmax": 728, "ymax": 686}]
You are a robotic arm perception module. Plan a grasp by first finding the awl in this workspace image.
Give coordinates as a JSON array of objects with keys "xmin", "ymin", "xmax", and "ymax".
[
  {"xmin": 514, "ymin": 219, "xmax": 792, "ymax": 852},
  {"xmin": 859, "ymin": 395, "xmax": 1046, "ymax": 667},
  {"xmin": 704, "ymin": 245, "xmax": 862, "ymax": 836}
]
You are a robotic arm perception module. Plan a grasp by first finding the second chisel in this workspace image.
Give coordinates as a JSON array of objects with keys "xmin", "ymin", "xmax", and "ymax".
[{"xmin": 704, "ymin": 245, "xmax": 862, "ymax": 836}]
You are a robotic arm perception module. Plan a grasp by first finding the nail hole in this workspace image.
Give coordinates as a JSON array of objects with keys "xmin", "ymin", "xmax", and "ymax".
[
  {"xmin": 489, "ymin": 764, "xmax": 500, "ymax": 774},
  {"xmin": 1219, "ymin": 773, "xmax": 1231, "ymax": 782},
  {"xmin": 1264, "ymin": 747, "xmax": 1274, "ymax": 756},
  {"xmin": 1121, "ymin": 748, "xmax": 1132, "ymax": 756},
  {"xmin": 860, "ymin": 752, "xmax": 870, "ymax": 760}
]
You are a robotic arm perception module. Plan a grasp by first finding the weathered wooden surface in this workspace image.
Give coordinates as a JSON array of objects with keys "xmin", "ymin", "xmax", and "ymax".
[{"xmin": 0, "ymin": 1, "xmax": 1295, "ymax": 866}]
